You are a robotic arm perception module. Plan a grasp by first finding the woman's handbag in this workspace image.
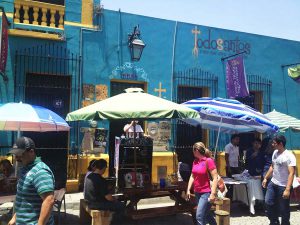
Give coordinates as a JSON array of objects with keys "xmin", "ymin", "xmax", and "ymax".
[{"xmin": 206, "ymin": 160, "xmax": 228, "ymax": 198}]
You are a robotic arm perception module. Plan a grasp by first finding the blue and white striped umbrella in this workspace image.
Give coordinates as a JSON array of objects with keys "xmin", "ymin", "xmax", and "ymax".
[
  {"xmin": 0, "ymin": 102, "xmax": 70, "ymax": 132},
  {"xmin": 182, "ymin": 97, "xmax": 278, "ymax": 156},
  {"xmin": 182, "ymin": 97, "xmax": 278, "ymax": 134}
]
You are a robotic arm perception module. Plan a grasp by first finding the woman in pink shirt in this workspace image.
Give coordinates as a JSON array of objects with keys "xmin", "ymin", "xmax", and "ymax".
[{"xmin": 186, "ymin": 142, "xmax": 218, "ymax": 225}]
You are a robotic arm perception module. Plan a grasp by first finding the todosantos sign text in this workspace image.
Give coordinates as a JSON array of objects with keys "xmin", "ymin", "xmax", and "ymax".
[{"xmin": 196, "ymin": 29, "xmax": 251, "ymax": 55}]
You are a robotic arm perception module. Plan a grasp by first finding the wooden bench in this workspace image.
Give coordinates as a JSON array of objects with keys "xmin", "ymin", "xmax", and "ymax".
[
  {"xmin": 127, "ymin": 204, "xmax": 194, "ymax": 220},
  {"xmin": 79, "ymin": 199, "xmax": 113, "ymax": 225},
  {"xmin": 123, "ymin": 190, "xmax": 174, "ymax": 200}
]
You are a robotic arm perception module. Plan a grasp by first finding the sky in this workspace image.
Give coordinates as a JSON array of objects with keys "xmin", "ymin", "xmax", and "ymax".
[{"xmin": 102, "ymin": 0, "xmax": 300, "ymax": 41}]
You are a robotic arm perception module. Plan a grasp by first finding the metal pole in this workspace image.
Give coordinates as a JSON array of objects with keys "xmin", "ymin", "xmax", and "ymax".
[
  {"xmin": 214, "ymin": 117, "xmax": 223, "ymax": 159},
  {"xmin": 221, "ymin": 51, "xmax": 247, "ymax": 61},
  {"xmin": 281, "ymin": 62, "xmax": 300, "ymax": 68},
  {"xmin": 15, "ymin": 127, "xmax": 21, "ymax": 177},
  {"xmin": 114, "ymin": 137, "xmax": 120, "ymax": 192},
  {"xmin": 133, "ymin": 121, "xmax": 137, "ymax": 188}
]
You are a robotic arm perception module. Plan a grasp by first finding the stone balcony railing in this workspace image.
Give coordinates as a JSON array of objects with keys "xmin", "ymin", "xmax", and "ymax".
[{"xmin": 14, "ymin": 0, "xmax": 65, "ymax": 29}]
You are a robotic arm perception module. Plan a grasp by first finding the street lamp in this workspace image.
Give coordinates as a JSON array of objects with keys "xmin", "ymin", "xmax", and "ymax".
[{"xmin": 128, "ymin": 25, "xmax": 146, "ymax": 61}]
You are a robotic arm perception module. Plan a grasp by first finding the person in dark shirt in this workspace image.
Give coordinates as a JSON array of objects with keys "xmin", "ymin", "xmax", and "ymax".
[
  {"xmin": 261, "ymin": 137, "xmax": 276, "ymax": 196},
  {"xmin": 179, "ymin": 162, "xmax": 192, "ymax": 182},
  {"xmin": 84, "ymin": 159, "xmax": 125, "ymax": 223},
  {"xmin": 245, "ymin": 138, "xmax": 264, "ymax": 176}
]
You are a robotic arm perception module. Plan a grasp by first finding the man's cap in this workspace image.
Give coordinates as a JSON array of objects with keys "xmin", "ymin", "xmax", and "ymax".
[{"xmin": 9, "ymin": 137, "xmax": 35, "ymax": 155}]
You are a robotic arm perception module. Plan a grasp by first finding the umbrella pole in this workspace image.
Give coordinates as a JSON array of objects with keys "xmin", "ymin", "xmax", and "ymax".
[
  {"xmin": 214, "ymin": 117, "xmax": 223, "ymax": 159},
  {"xmin": 133, "ymin": 122, "xmax": 137, "ymax": 188},
  {"xmin": 115, "ymin": 168, "xmax": 118, "ymax": 190},
  {"xmin": 15, "ymin": 127, "xmax": 21, "ymax": 177},
  {"xmin": 115, "ymin": 137, "xmax": 120, "ymax": 192},
  {"xmin": 172, "ymin": 145, "xmax": 176, "ymax": 174}
]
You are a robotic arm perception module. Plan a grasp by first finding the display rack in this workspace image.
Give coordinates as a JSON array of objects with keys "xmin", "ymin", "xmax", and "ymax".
[{"xmin": 117, "ymin": 137, "xmax": 153, "ymax": 188}]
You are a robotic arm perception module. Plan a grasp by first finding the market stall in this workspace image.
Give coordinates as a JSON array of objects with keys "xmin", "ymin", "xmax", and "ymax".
[{"xmin": 66, "ymin": 88, "xmax": 199, "ymax": 219}]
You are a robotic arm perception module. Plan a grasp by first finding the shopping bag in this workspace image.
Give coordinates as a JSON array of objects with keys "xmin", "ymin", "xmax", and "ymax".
[
  {"xmin": 205, "ymin": 160, "xmax": 228, "ymax": 198},
  {"xmin": 292, "ymin": 176, "xmax": 300, "ymax": 189},
  {"xmin": 215, "ymin": 175, "xmax": 228, "ymax": 198}
]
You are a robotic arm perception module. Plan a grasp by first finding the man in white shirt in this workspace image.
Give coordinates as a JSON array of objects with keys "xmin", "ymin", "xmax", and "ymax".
[
  {"xmin": 262, "ymin": 135, "xmax": 296, "ymax": 225},
  {"xmin": 123, "ymin": 121, "xmax": 144, "ymax": 138},
  {"xmin": 225, "ymin": 134, "xmax": 240, "ymax": 177}
]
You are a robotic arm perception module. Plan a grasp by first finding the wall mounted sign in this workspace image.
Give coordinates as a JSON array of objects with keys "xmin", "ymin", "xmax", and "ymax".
[
  {"xmin": 121, "ymin": 73, "xmax": 137, "ymax": 80},
  {"xmin": 96, "ymin": 84, "xmax": 108, "ymax": 101},
  {"xmin": 53, "ymin": 99, "xmax": 63, "ymax": 109},
  {"xmin": 80, "ymin": 127, "xmax": 108, "ymax": 154},
  {"xmin": 147, "ymin": 121, "xmax": 171, "ymax": 151},
  {"xmin": 192, "ymin": 26, "xmax": 251, "ymax": 57},
  {"xmin": 110, "ymin": 62, "xmax": 149, "ymax": 82},
  {"xmin": 82, "ymin": 84, "xmax": 95, "ymax": 100},
  {"xmin": 226, "ymin": 56, "xmax": 249, "ymax": 98}
]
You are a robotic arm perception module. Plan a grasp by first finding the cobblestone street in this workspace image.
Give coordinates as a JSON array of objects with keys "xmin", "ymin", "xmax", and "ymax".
[
  {"xmin": 59, "ymin": 202, "xmax": 299, "ymax": 225},
  {"xmin": 1, "ymin": 194, "xmax": 299, "ymax": 225}
]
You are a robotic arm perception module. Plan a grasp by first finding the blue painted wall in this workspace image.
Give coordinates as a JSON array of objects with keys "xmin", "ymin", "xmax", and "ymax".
[
  {"xmin": 1, "ymin": 3, "xmax": 300, "ymax": 153},
  {"xmin": 95, "ymin": 10, "xmax": 300, "ymax": 149}
]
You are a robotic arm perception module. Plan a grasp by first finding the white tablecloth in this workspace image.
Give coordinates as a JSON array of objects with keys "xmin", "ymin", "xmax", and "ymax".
[{"xmin": 232, "ymin": 178, "xmax": 264, "ymax": 214}]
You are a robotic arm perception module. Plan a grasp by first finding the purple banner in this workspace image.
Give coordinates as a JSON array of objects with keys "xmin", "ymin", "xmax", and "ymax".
[
  {"xmin": 226, "ymin": 56, "xmax": 249, "ymax": 98},
  {"xmin": 0, "ymin": 14, "xmax": 8, "ymax": 74}
]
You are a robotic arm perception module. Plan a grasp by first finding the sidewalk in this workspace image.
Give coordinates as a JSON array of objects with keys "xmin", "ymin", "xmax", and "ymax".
[
  {"xmin": 1, "ymin": 192, "xmax": 300, "ymax": 225},
  {"xmin": 61, "ymin": 192, "xmax": 194, "ymax": 225},
  {"xmin": 64, "ymin": 192, "xmax": 175, "ymax": 210},
  {"xmin": 61, "ymin": 192, "xmax": 300, "ymax": 225},
  {"xmin": 63, "ymin": 192, "xmax": 300, "ymax": 225}
]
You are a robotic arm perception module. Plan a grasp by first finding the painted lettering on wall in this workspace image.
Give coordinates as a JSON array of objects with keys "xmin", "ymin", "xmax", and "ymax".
[
  {"xmin": 110, "ymin": 62, "xmax": 149, "ymax": 81},
  {"xmin": 121, "ymin": 73, "xmax": 137, "ymax": 80},
  {"xmin": 192, "ymin": 27, "xmax": 251, "ymax": 56}
]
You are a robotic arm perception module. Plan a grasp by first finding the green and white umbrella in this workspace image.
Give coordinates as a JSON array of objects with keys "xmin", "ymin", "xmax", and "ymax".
[
  {"xmin": 66, "ymin": 88, "xmax": 199, "ymax": 190},
  {"xmin": 264, "ymin": 109, "xmax": 300, "ymax": 132},
  {"xmin": 66, "ymin": 88, "xmax": 199, "ymax": 121}
]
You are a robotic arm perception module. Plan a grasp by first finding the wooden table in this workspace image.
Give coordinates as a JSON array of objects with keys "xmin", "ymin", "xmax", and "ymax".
[
  {"xmin": 224, "ymin": 177, "xmax": 264, "ymax": 214},
  {"xmin": 118, "ymin": 182, "xmax": 196, "ymax": 221}
]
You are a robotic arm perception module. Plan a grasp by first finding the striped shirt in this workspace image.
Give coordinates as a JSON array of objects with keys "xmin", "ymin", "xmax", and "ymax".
[{"xmin": 15, "ymin": 157, "xmax": 55, "ymax": 225}]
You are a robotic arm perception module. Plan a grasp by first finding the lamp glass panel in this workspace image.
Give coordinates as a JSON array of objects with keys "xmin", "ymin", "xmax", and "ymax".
[
  {"xmin": 130, "ymin": 38, "xmax": 145, "ymax": 61},
  {"xmin": 132, "ymin": 47, "xmax": 143, "ymax": 61}
]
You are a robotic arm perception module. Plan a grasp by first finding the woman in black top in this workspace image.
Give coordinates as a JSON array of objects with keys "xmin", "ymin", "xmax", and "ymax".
[{"xmin": 84, "ymin": 159, "xmax": 125, "ymax": 223}]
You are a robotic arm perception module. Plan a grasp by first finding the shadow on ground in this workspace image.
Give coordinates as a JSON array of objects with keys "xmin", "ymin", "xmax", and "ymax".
[
  {"xmin": 230, "ymin": 201, "xmax": 264, "ymax": 218},
  {"xmin": 230, "ymin": 201, "xmax": 300, "ymax": 218},
  {"xmin": 60, "ymin": 212, "xmax": 195, "ymax": 225},
  {"xmin": 54, "ymin": 212, "xmax": 80, "ymax": 225},
  {"xmin": 2, "ymin": 202, "xmax": 298, "ymax": 225}
]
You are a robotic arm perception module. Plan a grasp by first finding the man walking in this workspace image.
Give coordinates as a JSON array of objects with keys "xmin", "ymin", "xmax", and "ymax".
[
  {"xmin": 8, "ymin": 137, "xmax": 55, "ymax": 225},
  {"xmin": 262, "ymin": 135, "xmax": 296, "ymax": 225}
]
